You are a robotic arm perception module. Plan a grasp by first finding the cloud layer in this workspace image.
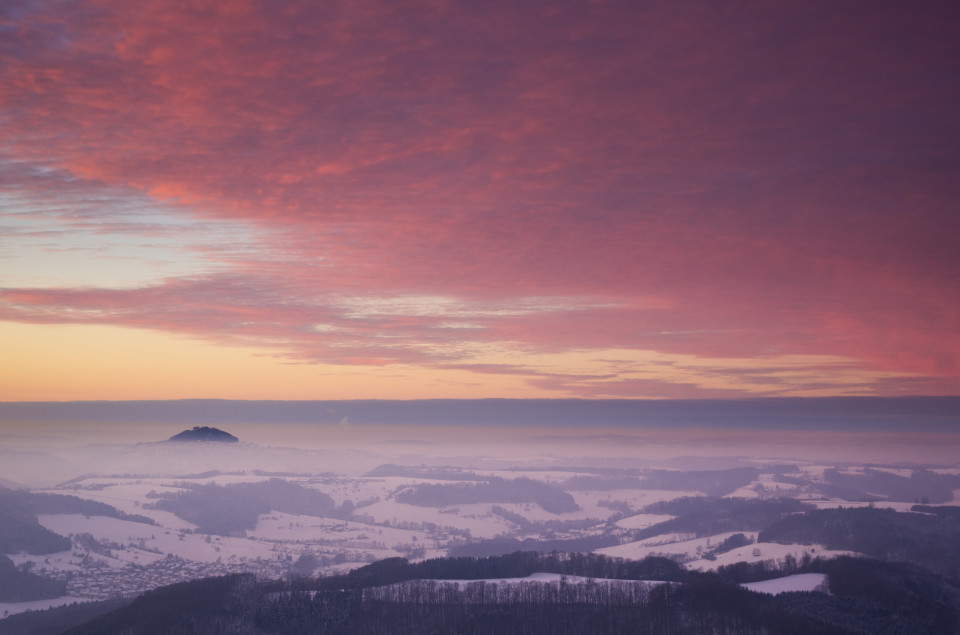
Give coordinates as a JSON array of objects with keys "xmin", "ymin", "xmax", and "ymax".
[{"xmin": 2, "ymin": 0, "xmax": 959, "ymax": 397}]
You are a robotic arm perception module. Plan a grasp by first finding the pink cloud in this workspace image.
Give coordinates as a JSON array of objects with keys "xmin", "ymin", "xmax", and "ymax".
[{"xmin": 1, "ymin": 1, "xmax": 959, "ymax": 396}]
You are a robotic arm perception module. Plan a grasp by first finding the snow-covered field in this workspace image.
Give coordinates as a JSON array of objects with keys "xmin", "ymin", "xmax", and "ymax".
[
  {"xmin": 356, "ymin": 499, "xmax": 514, "ymax": 539},
  {"xmin": 47, "ymin": 481, "xmax": 198, "ymax": 531},
  {"xmin": 399, "ymin": 572, "xmax": 667, "ymax": 587},
  {"xmin": 689, "ymin": 542, "xmax": 857, "ymax": 571},
  {"xmin": 37, "ymin": 514, "xmax": 278, "ymax": 565},
  {"xmin": 251, "ymin": 511, "xmax": 428, "ymax": 556},
  {"xmin": 599, "ymin": 489, "xmax": 703, "ymax": 509},
  {"xmin": 615, "ymin": 513, "xmax": 675, "ymax": 530},
  {"xmin": 3, "ymin": 455, "xmax": 954, "ymax": 619},
  {"xmin": 596, "ymin": 532, "xmax": 750, "ymax": 562}
]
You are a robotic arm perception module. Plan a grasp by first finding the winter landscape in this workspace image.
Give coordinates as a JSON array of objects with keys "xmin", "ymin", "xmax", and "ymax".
[
  {"xmin": 1, "ymin": 399, "xmax": 960, "ymax": 632},
  {"xmin": 3, "ymin": 0, "xmax": 959, "ymax": 632}
]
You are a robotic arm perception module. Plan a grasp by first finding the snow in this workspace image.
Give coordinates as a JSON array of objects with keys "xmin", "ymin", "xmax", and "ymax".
[
  {"xmin": 251, "ymin": 511, "xmax": 424, "ymax": 554},
  {"xmin": 689, "ymin": 543, "xmax": 856, "ymax": 571},
  {"xmin": 36, "ymin": 514, "xmax": 278, "ymax": 565},
  {"xmin": 597, "ymin": 531, "xmax": 857, "ymax": 571},
  {"xmin": 615, "ymin": 514, "xmax": 674, "ymax": 530},
  {"xmin": 563, "ymin": 493, "xmax": 627, "ymax": 520},
  {"xmin": 479, "ymin": 500, "xmax": 604, "ymax": 524},
  {"xmin": 356, "ymin": 499, "xmax": 513, "ymax": 539},
  {"xmin": 617, "ymin": 489, "xmax": 704, "ymax": 507},
  {"xmin": 797, "ymin": 465, "xmax": 831, "ymax": 480},
  {"xmin": 595, "ymin": 532, "xmax": 749, "ymax": 562},
  {"xmin": 725, "ymin": 486, "xmax": 761, "ymax": 498},
  {"xmin": 302, "ymin": 476, "xmax": 395, "ymax": 506},
  {"xmin": 45, "ymin": 482, "xmax": 198, "ymax": 531},
  {"xmin": 565, "ymin": 488, "xmax": 701, "ymax": 520},
  {"xmin": 181, "ymin": 473, "xmax": 276, "ymax": 486},
  {"xmin": 870, "ymin": 467, "xmax": 914, "ymax": 478},
  {"xmin": 742, "ymin": 573, "xmax": 827, "ymax": 595},
  {"xmin": 726, "ymin": 474, "xmax": 804, "ymax": 499},
  {"xmin": 930, "ymin": 467, "xmax": 960, "ymax": 476},
  {"xmin": 392, "ymin": 572, "xmax": 667, "ymax": 587},
  {"xmin": 473, "ymin": 470, "xmax": 593, "ymax": 484},
  {"xmin": 835, "ymin": 467, "xmax": 865, "ymax": 475},
  {"xmin": 4, "ymin": 458, "xmax": 949, "ymax": 610}
]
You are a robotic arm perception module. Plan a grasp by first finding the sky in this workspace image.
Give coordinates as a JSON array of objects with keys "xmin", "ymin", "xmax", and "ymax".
[{"xmin": 1, "ymin": 0, "xmax": 959, "ymax": 401}]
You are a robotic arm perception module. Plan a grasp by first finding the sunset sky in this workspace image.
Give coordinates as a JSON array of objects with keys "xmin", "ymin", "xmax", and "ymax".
[{"xmin": 1, "ymin": 0, "xmax": 958, "ymax": 401}]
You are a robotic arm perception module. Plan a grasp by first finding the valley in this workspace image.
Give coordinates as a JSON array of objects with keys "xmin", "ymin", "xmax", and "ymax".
[{"xmin": 4, "ymin": 449, "xmax": 957, "ymax": 620}]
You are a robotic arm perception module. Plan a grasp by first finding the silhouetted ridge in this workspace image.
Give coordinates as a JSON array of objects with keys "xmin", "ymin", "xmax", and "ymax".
[
  {"xmin": 167, "ymin": 426, "xmax": 238, "ymax": 442},
  {"xmin": 49, "ymin": 552, "xmax": 960, "ymax": 635}
]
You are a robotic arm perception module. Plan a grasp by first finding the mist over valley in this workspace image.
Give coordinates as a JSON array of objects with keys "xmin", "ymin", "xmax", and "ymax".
[{"xmin": 1, "ymin": 399, "xmax": 959, "ymax": 633}]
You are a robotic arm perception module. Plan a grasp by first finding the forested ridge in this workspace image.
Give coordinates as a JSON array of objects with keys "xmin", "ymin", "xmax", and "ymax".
[
  {"xmin": 759, "ymin": 506, "xmax": 960, "ymax": 579},
  {"xmin": 0, "ymin": 549, "xmax": 950, "ymax": 634},
  {"xmin": 146, "ymin": 479, "xmax": 340, "ymax": 536},
  {"xmin": 6, "ymin": 498, "xmax": 960, "ymax": 633},
  {"xmin": 0, "ymin": 555, "xmax": 65, "ymax": 603}
]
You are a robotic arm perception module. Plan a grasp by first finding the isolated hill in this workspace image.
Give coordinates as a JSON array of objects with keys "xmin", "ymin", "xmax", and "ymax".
[{"xmin": 167, "ymin": 426, "xmax": 239, "ymax": 442}]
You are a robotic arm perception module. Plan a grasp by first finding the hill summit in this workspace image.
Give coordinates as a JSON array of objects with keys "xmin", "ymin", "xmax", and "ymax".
[{"xmin": 168, "ymin": 426, "xmax": 239, "ymax": 443}]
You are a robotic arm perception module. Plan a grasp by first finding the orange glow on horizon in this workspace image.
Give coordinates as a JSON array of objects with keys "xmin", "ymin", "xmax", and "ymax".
[{"xmin": 0, "ymin": 321, "xmax": 541, "ymax": 401}]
